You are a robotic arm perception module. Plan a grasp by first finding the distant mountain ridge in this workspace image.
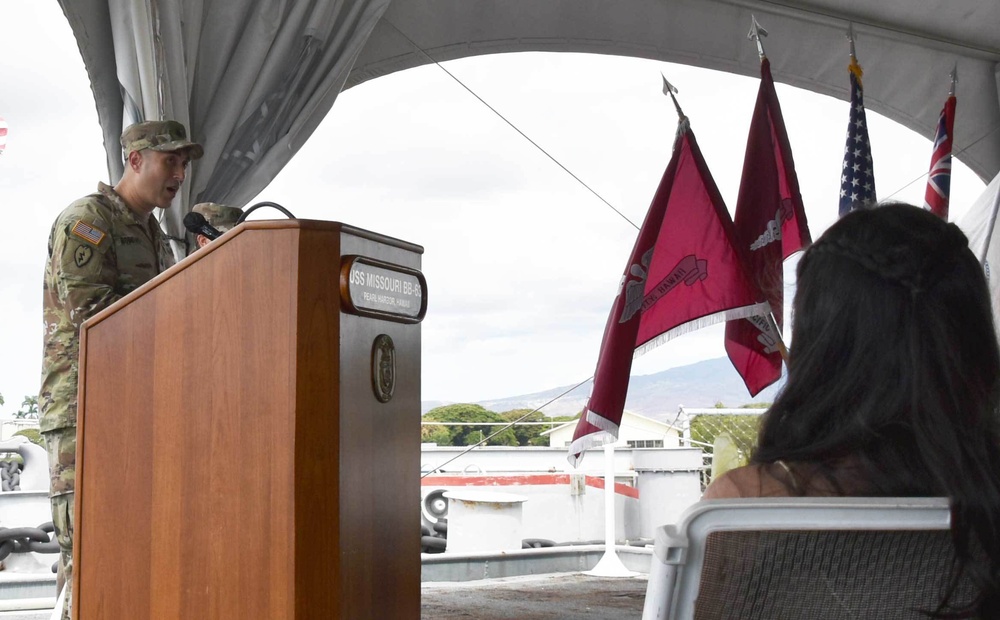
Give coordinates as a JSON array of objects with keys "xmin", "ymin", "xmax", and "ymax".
[{"xmin": 421, "ymin": 357, "xmax": 783, "ymax": 423}]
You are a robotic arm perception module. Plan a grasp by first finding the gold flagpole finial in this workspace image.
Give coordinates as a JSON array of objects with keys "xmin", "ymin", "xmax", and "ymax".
[{"xmin": 748, "ymin": 15, "xmax": 768, "ymax": 61}]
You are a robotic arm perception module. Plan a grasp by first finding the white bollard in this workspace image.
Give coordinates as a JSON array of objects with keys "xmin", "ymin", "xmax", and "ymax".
[{"xmin": 442, "ymin": 490, "xmax": 528, "ymax": 553}]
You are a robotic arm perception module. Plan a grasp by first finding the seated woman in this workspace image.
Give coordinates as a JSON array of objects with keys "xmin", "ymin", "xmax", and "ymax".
[{"xmin": 704, "ymin": 204, "xmax": 1000, "ymax": 615}]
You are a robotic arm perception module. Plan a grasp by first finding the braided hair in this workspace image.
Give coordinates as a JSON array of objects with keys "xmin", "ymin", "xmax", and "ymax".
[{"xmin": 753, "ymin": 204, "xmax": 1000, "ymax": 617}]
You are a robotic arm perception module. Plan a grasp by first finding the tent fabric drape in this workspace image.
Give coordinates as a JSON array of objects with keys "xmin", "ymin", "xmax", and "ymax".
[
  {"xmin": 959, "ymin": 172, "xmax": 1000, "ymax": 335},
  {"xmin": 351, "ymin": 0, "xmax": 1000, "ymax": 183},
  {"xmin": 57, "ymin": 0, "xmax": 391, "ymax": 252}
]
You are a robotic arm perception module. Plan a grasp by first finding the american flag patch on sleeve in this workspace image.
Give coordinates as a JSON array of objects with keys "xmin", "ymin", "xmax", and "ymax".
[{"xmin": 71, "ymin": 220, "xmax": 107, "ymax": 246}]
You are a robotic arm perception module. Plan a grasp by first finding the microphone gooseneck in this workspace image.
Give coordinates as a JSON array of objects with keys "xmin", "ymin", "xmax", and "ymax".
[{"xmin": 236, "ymin": 201, "xmax": 296, "ymax": 224}]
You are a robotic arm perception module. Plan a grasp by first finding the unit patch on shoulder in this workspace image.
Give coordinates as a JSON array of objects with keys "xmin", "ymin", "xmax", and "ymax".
[
  {"xmin": 71, "ymin": 220, "xmax": 106, "ymax": 246},
  {"xmin": 74, "ymin": 245, "xmax": 93, "ymax": 268}
]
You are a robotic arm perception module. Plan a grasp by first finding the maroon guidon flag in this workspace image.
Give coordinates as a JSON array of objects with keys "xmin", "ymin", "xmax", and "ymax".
[
  {"xmin": 724, "ymin": 57, "xmax": 811, "ymax": 397},
  {"xmin": 568, "ymin": 119, "xmax": 770, "ymax": 466}
]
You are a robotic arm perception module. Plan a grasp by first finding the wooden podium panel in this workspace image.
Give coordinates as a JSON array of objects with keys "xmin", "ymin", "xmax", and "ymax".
[{"xmin": 75, "ymin": 220, "xmax": 422, "ymax": 619}]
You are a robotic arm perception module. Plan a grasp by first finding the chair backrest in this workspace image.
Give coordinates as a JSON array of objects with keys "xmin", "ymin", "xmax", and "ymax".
[{"xmin": 641, "ymin": 497, "xmax": 978, "ymax": 620}]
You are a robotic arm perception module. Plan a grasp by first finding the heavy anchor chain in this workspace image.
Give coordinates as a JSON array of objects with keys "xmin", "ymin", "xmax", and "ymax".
[
  {"xmin": 0, "ymin": 523, "xmax": 59, "ymax": 561},
  {"xmin": 0, "ymin": 461, "xmax": 23, "ymax": 492}
]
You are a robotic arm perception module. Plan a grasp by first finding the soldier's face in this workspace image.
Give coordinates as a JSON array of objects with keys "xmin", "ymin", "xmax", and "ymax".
[{"xmin": 137, "ymin": 149, "xmax": 190, "ymax": 209}]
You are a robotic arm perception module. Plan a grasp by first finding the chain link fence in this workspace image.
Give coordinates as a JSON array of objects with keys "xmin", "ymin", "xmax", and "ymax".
[{"xmin": 676, "ymin": 407, "xmax": 766, "ymax": 491}]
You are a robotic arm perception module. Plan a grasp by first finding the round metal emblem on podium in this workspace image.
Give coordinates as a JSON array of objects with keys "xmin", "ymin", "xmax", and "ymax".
[{"xmin": 372, "ymin": 334, "xmax": 395, "ymax": 403}]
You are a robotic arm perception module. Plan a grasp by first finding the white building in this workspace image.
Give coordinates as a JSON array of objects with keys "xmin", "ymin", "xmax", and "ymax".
[
  {"xmin": 542, "ymin": 410, "xmax": 680, "ymax": 449},
  {"xmin": 0, "ymin": 417, "xmax": 38, "ymax": 441}
]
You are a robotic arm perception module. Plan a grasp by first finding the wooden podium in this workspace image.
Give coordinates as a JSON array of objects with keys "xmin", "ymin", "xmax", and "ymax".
[{"xmin": 74, "ymin": 220, "xmax": 424, "ymax": 619}]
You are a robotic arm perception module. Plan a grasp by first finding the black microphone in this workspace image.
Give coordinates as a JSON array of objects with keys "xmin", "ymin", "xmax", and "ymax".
[{"xmin": 183, "ymin": 211, "xmax": 222, "ymax": 240}]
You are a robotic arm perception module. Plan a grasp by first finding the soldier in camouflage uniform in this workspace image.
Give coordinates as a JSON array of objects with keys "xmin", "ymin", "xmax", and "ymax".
[
  {"xmin": 190, "ymin": 202, "xmax": 244, "ymax": 251},
  {"xmin": 40, "ymin": 120, "xmax": 203, "ymax": 617}
]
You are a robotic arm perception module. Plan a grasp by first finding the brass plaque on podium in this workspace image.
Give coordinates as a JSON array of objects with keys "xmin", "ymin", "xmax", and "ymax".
[{"xmin": 340, "ymin": 255, "xmax": 427, "ymax": 323}]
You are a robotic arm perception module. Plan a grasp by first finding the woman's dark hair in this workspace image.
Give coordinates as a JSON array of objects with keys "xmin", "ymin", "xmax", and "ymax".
[{"xmin": 752, "ymin": 203, "xmax": 1000, "ymax": 616}]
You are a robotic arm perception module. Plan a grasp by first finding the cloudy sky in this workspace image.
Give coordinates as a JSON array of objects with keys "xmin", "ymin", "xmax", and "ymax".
[{"xmin": 0, "ymin": 2, "xmax": 987, "ymax": 414}]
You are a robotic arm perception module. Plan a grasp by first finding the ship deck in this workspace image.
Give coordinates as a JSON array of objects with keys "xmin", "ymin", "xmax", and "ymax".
[
  {"xmin": 422, "ymin": 572, "xmax": 649, "ymax": 619},
  {"xmin": 0, "ymin": 546, "xmax": 655, "ymax": 619},
  {"xmin": 0, "ymin": 573, "xmax": 651, "ymax": 620}
]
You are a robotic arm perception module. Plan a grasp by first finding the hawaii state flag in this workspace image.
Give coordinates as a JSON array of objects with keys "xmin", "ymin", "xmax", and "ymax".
[
  {"xmin": 924, "ymin": 95, "xmax": 957, "ymax": 219},
  {"xmin": 724, "ymin": 57, "xmax": 811, "ymax": 397},
  {"xmin": 568, "ymin": 119, "xmax": 770, "ymax": 467}
]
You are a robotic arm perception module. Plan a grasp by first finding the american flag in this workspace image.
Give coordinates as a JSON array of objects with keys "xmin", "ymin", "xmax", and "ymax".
[
  {"xmin": 839, "ymin": 57, "xmax": 876, "ymax": 215},
  {"xmin": 71, "ymin": 220, "xmax": 106, "ymax": 245},
  {"xmin": 923, "ymin": 95, "xmax": 957, "ymax": 219}
]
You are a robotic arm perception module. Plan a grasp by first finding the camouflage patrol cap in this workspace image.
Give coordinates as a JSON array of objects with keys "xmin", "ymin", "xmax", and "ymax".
[
  {"xmin": 192, "ymin": 202, "xmax": 243, "ymax": 232},
  {"xmin": 121, "ymin": 120, "xmax": 204, "ymax": 160}
]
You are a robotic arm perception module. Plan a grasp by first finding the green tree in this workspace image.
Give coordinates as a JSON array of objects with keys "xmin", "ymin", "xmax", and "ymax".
[
  {"xmin": 13, "ymin": 428, "xmax": 42, "ymax": 447},
  {"xmin": 422, "ymin": 404, "xmax": 518, "ymax": 447},
  {"xmin": 500, "ymin": 409, "xmax": 548, "ymax": 446},
  {"xmin": 14, "ymin": 396, "xmax": 38, "ymax": 420},
  {"xmin": 421, "ymin": 425, "xmax": 451, "ymax": 446}
]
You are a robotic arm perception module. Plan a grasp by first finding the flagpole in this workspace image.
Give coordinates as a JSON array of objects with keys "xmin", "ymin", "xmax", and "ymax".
[
  {"xmin": 748, "ymin": 16, "xmax": 788, "ymax": 364},
  {"xmin": 765, "ymin": 313, "xmax": 789, "ymax": 361},
  {"xmin": 747, "ymin": 13, "xmax": 788, "ymax": 370},
  {"xmin": 950, "ymin": 65, "xmax": 958, "ymax": 96},
  {"xmin": 584, "ymin": 443, "xmax": 635, "ymax": 578}
]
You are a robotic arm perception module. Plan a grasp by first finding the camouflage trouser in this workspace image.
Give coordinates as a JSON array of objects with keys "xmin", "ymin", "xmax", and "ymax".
[
  {"xmin": 42, "ymin": 428, "xmax": 75, "ymax": 620},
  {"xmin": 51, "ymin": 493, "xmax": 74, "ymax": 620}
]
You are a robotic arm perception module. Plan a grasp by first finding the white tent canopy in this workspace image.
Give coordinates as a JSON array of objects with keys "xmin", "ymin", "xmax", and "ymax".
[
  {"xmin": 59, "ymin": 0, "xmax": 1000, "ymax": 248},
  {"xmin": 351, "ymin": 0, "xmax": 1000, "ymax": 183}
]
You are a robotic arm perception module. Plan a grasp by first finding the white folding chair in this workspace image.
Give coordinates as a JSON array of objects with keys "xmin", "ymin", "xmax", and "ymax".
[{"xmin": 642, "ymin": 497, "xmax": 967, "ymax": 620}]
